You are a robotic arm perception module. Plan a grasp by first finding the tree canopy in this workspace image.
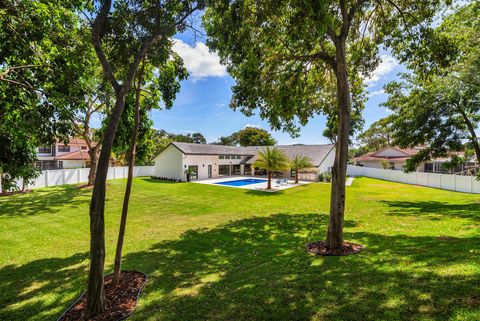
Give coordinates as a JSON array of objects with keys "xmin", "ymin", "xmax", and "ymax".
[
  {"xmin": 86, "ymin": 0, "xmax": 205, "ymax": 313},
  {"xmin": 355, "ymin": 117, "xmax": 393, "ymax": 155},
  {"xmin": 0, "ymin": 0, "xmax": 93, "ymax": 192},
  {"xmin": 204, "ymin": 0, "xmax": 448, "ymax": 251},
  {"xmin": 215, "ymin": 127, "xmax": 277, "ymax": 146},
  {"xmin": 383, "ymin": 2, "xmax": 480, "ymax": 172}
]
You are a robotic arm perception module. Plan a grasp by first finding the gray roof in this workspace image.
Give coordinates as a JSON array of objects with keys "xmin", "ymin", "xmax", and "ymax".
[
  {"xmin": 171, "ymin": 142, "xmax": 257, "ymax": 155},
  {"xmin": 170, "ymin": 142, "xmax": 334, "ymax": 167}
]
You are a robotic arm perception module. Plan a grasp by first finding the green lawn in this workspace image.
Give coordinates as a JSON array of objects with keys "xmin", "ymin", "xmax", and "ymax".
[{"xmin": 0, "ymin": 177, "xmax": 479, "ymax": 320}]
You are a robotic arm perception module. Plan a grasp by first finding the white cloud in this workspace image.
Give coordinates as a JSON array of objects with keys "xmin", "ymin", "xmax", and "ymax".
[
  {"xmin": 244, "ymin": 124, "xmax": 262, "ymax": 129},
  {"xmin": 365, "ymin": 55, "xmax": 398, "ymax": 86},
  {"xmin": 366, "ymin": 89, "xmax": 385, "ymax": 98},
  {"xmin": 172, "ymin": 39, "xmax": 227, "ymax": 79}
]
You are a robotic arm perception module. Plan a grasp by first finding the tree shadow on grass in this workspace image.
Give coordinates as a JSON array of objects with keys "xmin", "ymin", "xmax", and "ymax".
[
  {"xmin": 244, "ymin": 189, "xmax": 285, "ymax": 197},
  {"xmin": 121, "ymin": 213, "xmax": 480, "ymax": 320},
  {"xmin": 0, "ymin": 252, "xmax": 89, "ymax": 320},
  {"xmin": 0, "ymin": 185, "xmax": 91, "ymax": 218},
  {"xmin": 381, "ymin": 200, "xmax": 480, "ymax": 223}
]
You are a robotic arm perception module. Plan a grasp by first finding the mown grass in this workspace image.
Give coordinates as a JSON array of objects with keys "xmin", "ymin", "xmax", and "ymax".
[{"xmin": 0, "ymin": 177, "xmax": 479, "ymax": 320}]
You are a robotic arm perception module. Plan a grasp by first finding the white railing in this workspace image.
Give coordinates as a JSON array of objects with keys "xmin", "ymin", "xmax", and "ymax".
[
  {"xmin": 347, "ymin": 165, "xmax": 480, "ymax": 194},
  {"xmin": 1, "ymin": 166, "xmax": 155, "ymax": 192}
]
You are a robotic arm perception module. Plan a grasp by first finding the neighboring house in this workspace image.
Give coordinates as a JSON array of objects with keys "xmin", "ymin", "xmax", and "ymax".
[
  {"xmin": 36, "ymin": 138, "xmax": 91, "ymax": 170},
  {"xmin": 352, "ymin": 146, "xmax": 474, "ymax": 173},
  {"xmin": 153, "ymin": 142, "xmax": 335, "ymax": 181}
]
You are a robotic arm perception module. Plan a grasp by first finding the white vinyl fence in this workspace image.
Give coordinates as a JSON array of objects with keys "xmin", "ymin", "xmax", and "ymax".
[
  {"xmin": 347, "ymin": 165, "xmax": 480, "ymax": 194},
  {"xmin": 1, "ymin": 166, "xmax": 155, "ymax": 193}
]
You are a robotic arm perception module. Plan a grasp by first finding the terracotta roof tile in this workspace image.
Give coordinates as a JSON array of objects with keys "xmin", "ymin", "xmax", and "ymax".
[{"xmin": 56, "ymin": 150, "xmax": 90, "ymax": 160}]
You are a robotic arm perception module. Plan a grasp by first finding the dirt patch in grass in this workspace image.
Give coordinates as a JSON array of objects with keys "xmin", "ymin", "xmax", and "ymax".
[
  {"xmin": 0, "ymin": 190, "xmax": 32, "ymax": 197},
  {"xmin": 76, "ymin": 184, "xmax": 94, "ymax": 189},
  {"xmin": 435, "ymin": 236, "xmax": 459, "ymax": 242},
  {"xmin": 59, "ymin": 271, "xmax": 147, "ymax": 321},
  {"xmin": 306, "ymin": 240, "xmax": 363, "ymax": 256}
]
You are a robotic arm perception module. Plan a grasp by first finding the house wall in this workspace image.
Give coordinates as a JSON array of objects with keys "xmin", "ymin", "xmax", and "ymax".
[
  {"xmin": 183, "ymin": 154, "xmax": 220, "ymax": 180},
  {"xmin": 154, "ymin": 145, "xmax": 184, "ymax": 180},
  {"xmin": 356, "ymin": 160, "xmax": 406, "ymax": 170},
  {"xmin": 55, "ymin": 142, "xmax": 88, "ymax": 156},
  {"xmin": 318, "ymin": 146, "xmax": 336, "ymax": 174}
]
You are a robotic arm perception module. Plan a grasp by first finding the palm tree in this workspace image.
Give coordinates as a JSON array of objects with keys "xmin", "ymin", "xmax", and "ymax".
[
  {"xmin": 254, "ymin": 147, "xmax": 290, "ymax": 189},
  {"xmin": 290, "ymin": 154, "xmax": 314, "ymax": 184}
]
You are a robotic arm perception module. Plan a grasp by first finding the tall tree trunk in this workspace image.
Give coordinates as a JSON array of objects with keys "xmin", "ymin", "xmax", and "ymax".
[
  {"xmin": 88, "ymin": 145, "xmax": 99, "ymax": 186},
  {"xmin": 113, "ymin": 62, "xmax": 144, "ymax": 286},
  {"xmin": 86, "ymin": 89, "xmax": 127, "ymax": 315},
  {"xmin": 326, "ymin": 39, "xmax": 351, "ymax": 251},
  {"xmin": 267, "ymin": 171, "xmax": 272, "ymax": 189},
  {"xmin": 459, "ymin": 110, "xmax": 480, "ymax": 163},
  {"xmin": 295, "ymin": 166, "xmax": 299, "ymax": 184}
]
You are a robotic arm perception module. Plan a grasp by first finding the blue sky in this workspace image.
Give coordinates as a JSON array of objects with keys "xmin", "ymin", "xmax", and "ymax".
[{"xmin": 151, "ymin": 25, "xmax": 406, "ymax": 145}]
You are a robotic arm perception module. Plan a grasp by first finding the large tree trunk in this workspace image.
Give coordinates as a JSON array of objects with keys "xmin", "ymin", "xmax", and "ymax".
[
  {"xmin": 295, "ymin": 166, "xmax": 299, "ymax": 184},
  {"xmin": 326, "ymin": 39, "xmax": 351, "ymax": 251},
  {"xmin": 88, "ymin": 145, "xmax": 100, "ymax": 186},
  {"xmin": 267, "ymin": 171, "xmax": 272, "ymax": 189},
  {"xmin": 86, "ymin": 90, "xmax": 127, "ymax": 315},
  {"xmin": 113, "ymin": 63, "xmax": 144, "ymax": 286},
  {"xmin": 459, "ymin": 110, "xmax": 480, "ymax": 164}
]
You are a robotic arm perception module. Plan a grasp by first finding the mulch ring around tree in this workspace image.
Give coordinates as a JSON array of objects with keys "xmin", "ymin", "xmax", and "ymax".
[
  {"xmin": 306, "ymin": 241, "xmax": 364, "ymax": 256},
  {"xmin": 58, "ymin": 271, "xmax": 147, "ymax": 321}
]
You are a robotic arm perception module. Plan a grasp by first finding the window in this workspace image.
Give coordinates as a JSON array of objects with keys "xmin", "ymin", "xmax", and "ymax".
[
  {"xmin": 225, "ymin": 155, "xmax": 231, "ymax": 159},
  {"xmin": 81, "ymin": 146, "xmax": 87, "ymax": 150},
  {"xmin": 219, "ymin": 155, "xmax": 225, "ymax": 159},
  {"xmin": 424, "ymin": 163, "xmax": 433, "ymax": 172},
  {"xmin": 219, "ymin": 165, "xmax": 230, "ymax": 176},
  {"xmin": 36, "ymin": 160, "xmax": 58, "ymax": 170},
  {"xmin": 58, "ymin": 145, "xmax": 70, "ymax": 152},
  {"xmin": 236, "ymin": 155, "xmax": 241, "ymax": 159},
  {"xmin": 232, "ymin": 165, "xmax": 241, "ymax": 175},
  {"xmin": 58, "ymin": 161, "xmax": 63, "ymax": 168},
  {"xmin": 38, "ymin": 146, "xmax": 52, "ymax": 154}
]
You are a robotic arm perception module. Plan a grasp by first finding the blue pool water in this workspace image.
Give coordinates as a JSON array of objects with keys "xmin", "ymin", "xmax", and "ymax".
[{"xmin": 215, "ymin": 178, "xmax": 267, "ymax": 187}]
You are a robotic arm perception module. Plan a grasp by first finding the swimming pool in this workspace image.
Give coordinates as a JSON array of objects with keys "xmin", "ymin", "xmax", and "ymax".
[{"xmin": 215, "ymin": 178, "xmax": 267, "ymax": 187}]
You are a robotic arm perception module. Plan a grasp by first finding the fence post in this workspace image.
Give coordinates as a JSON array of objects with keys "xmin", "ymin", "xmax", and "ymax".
[
  {"xmin": 45, "ymin": 170, "xmax": 49, "ymax": 187},
  {"xmin": 62, "ymin": 169, "xmax": 66, "ymax": 185},
  {"xmin": 77, "ymin": 168, "xmax": 81, "ymax": 184}
]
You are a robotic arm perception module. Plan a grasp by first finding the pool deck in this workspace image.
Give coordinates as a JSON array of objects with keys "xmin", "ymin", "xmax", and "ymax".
[{"xmin": 193, "ymin": 176, "xmax": 311, "ymax": 191}]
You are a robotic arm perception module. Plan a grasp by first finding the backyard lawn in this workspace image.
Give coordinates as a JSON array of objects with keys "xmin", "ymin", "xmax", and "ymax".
[{"xmin": 0, "ymin": 177, "xmax": 479, "ymax": 320}]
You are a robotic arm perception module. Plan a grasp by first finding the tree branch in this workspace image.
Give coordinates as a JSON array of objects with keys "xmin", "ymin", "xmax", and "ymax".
[
  {"xmin": 92, "ymin": 0, "xmax": 120, "ymax": 92},
  {"xmin": 284, "ymin": 51, "xmax": 337, "ymax": 69},
  {"xmin": 348, "ymin": 0, "xmax": 368, "ymax": 24}
]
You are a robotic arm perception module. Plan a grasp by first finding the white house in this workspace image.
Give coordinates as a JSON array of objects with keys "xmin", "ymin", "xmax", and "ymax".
[
  {"xmin": 153, "ymin": 142, "xmax": 335, "ymax": 181},
  {"xmin": 36, "ymin": 138, "xmax": 91, "ymax": 170}
]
